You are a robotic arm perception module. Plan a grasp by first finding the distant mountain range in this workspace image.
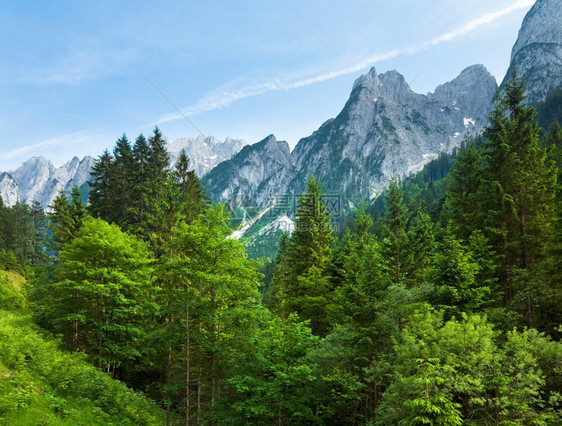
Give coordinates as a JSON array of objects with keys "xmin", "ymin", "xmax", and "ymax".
[
  {"xmin": 0, "ymin": 136, "xmax": 246, "ymax": 208},
  {"xmin": 0, "ymin": 156, "xmax": 95, "ymax": 208},
  {"xmin": 1, "ymin": 0, "xmax": 560, "ymax": 213}
]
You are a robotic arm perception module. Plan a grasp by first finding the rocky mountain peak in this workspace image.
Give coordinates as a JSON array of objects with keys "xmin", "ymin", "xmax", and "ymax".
[
  {"xmin": 351, "ymin": 68, "xmax": 411, "ymax": 103},
  {"xmin": 202, "ymin": 134, "xmax": 294, "ymax": 207},
  {"xmin": 431, "ymin": 64, "xmax": 496, "ymax": 120},
  {"xmin": 503, "ymin": 0, "xmax": 562, "ymax": 104},
  {"xmin": 352, "ymin": 66, "xmax": 379, "ymax": 91},
  {"xmin": 378, "ymin": 70, "xmax": 411, "ymax": 99},
  {"xmin": 511, "ymin": 0, "xmax": 562, "ymax": 61},
  {"xmin": 271, "ymin": 65, "xmax": 497, "ymax": 204},
  {"xmin": 252, "ymin": 134, "xmax": 291, "ymax": 157}
]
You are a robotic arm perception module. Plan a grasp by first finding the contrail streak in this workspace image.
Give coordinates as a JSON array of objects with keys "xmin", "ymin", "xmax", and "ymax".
[{"xmin": 157, "ymin": 0, "xmax": 534, "ymax": 124}]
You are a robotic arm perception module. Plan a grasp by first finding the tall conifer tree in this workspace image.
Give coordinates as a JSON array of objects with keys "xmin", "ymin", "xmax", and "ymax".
[
  {"xmin": 88, "ymin": 149, "xmax": 114, "ymax": 221},
  {"xmin": 481, "ymin": 74, "xmax": 557, "ymax": 321},
  {"xmin": 270, "ymin": 177, "xmax": 335, "ymax": 335}
]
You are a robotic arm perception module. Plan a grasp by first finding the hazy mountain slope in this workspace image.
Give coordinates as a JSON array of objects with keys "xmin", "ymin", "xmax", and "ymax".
[{"xmin": 168, "ymin": 135, "xmax": 246, "ymax": 176}]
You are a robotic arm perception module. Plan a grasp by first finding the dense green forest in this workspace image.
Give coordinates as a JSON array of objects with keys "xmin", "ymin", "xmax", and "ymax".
[{"xmin": 1, "ymin": 77, "xmax": 561, "ymax": 424}]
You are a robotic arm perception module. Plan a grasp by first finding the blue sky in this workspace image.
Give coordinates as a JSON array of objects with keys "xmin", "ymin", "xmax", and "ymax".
[{"xmin": 0, "ymin": 0, "xmax": 535, "ymax": 171}]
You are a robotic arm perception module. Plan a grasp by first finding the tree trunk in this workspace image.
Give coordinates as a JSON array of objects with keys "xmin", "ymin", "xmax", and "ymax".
[
  {"xmin": 197, "ymin": 367, "xmax": 202, "ymax": 426},
  {"xmin": 186, "ymin": 300, "xmax": 190, "ymax": 426},
  {"xmin": 166, "ymin": 312, "xmax": 173, "ymax": 426},
  {"xmin": 197, "ymin": 320, "xmax": 202, "ymax": 426}
]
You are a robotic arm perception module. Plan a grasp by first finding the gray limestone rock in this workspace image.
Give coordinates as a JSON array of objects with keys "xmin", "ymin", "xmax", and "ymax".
[{"xmin": 502, "ymin": 0, "xmax": 562, "ymax": 104}]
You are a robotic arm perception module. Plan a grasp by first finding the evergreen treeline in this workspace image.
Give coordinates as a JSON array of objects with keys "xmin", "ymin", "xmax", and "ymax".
[
  {"xmin": 0, "ymin": 198, "xmax": 46, "ymax": 270},
  {"xmin": 0, "ymin": 77, "xmax": 561, "ymax": 424}
]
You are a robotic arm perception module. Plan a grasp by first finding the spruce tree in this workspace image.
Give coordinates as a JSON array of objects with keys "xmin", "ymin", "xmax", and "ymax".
[
  {"xmin": 88, "ymin": 149, "xmax": 114, "ymax": 221},
  {"xmin": 48, "ymin": 187, "xmax": 86, "ymax": 251},
  {"xmin": 173, "ymin": 149, "xmax": 206, "ymax": 224},
  {"xmin": 408, "ymin": 206, "xmax": 435, "ymax": 284},
  {"xmin": 111, "ymin": 134, "xmax": 135, "ymax": 226},
  {"xmin": 270, "ymin": 177, "xmax": 335, "ymax": 335},
  {"xmin": 481, "ymin": 74, "xmax": 557, "ymax": 323},
  {"xmin": 444, "ymin": 135, "xmax": 484, "ymax": 240},
  {"xmin": 147, "ymin": 126, "xmax": 170, "ymax": 195},
  {"xmin": 11, "ymin": 201, "xmax": 33, "ymax": 262},
  {"xmin": 141, "ymin": 127, "xmax": 170, "ymax": 244},
  {"xmin": 382, "ymin": 176, "xmax": 410, "ymax": 286},
  {"xmin": 29, "ymin": 201, "xmax": 47, "ymax": 266},
  {"xmin": 131, "ymin": 134, "xmax": 151, "ymax": 234}
]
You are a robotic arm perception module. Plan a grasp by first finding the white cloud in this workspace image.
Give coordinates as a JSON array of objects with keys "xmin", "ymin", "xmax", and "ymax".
[
  {"xmin": 157, "ymin": 0, "xmax": 534, "ymax": 124},
  {"xmin": 21, "ymin": 47, "xmax": 137, "ymax": 86}
]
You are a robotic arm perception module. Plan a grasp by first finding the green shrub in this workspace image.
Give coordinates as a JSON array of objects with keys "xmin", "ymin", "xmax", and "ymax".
[{"xmin": 0, "ymin": 310, "xmax": 165, "ymax": 425}]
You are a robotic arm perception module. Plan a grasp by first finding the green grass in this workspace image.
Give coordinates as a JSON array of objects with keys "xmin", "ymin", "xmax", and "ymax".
[
  {"xmin": 0, "ymin": 271, "xmax": 166, "ymax": 425},
  {"xmin": 0, "ymin": 270, "xmax": 27, "ymax": 309}
]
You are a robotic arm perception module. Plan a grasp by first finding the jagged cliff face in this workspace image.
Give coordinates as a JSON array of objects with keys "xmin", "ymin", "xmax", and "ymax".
[
  {"xmin": 503, "ymin": 0, "xmax": 562, "ymax": 104},
  {"xmin": 202, "ymin": 135, "xmax": 294, "ymax": 207},
  {"xmin": 168, "ymin": 135, "xmax": 246, "ymax": 176},
  {"xmin": 0, "ymin": 173, "xmax": 19, "ymax": 206},
  {"xmin": 289, "ymin": 65, "xmax": 496, "ymax": 199},
  {"xmin": 0, "ymin": 156, "xmax": 95, "ymax": 208},
  {"xmin": 204, "ymin": 65, "xmax": 496, "ymax": 206}
]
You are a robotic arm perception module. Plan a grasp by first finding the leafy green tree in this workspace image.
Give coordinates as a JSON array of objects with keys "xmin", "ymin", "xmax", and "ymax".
[
  {"xmin": 226, "ymin": 313, "xmax": 319, "ymax": 425},
  {"xmin": 305, "ymin": 325, "xmax": 365, "ymax": 423},
  {"xmin": 377, "ymin": 308, "xmax": 557, "ymax": 424},
  {"xmin": 157, "ymin": 203, "xmax": 262, "ymax": 424},
  {"xmin": 42, "ymin": 217, "xmax": 155, "ymax": 373}
]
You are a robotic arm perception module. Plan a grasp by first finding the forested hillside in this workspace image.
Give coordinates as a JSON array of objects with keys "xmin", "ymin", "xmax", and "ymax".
[
  {"xmin": 0, "ymin": 271, "xmax": 165, "ymax": 424},
  {"xmin": 0, "ymin": 77, "xmax": 561, "ymax": 424}
]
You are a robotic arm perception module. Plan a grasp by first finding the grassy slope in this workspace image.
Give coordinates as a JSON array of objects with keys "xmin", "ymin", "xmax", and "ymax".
[{"xmin": 0, "ymin": 271, "xmax": 165, "ymax": 425}]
